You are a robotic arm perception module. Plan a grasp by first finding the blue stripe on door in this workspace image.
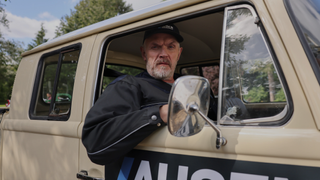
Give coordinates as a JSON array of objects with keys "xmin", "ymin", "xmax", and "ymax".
[{"xmin": 117, "ymin": 157, "xmax": 134, "ymax": 180}]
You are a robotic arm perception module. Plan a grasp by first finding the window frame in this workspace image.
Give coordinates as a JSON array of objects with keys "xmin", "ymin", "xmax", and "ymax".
[
  {"xmin": 29, "ymin": 43, "xmax": 82, "ymax": 121},
  {"xmin": 218, "ymin": 4, "xmax": 293, "ymax": 126},
  {"xmin": 284, "ymin": 0, "xmax": 320, "ymax": 85}
]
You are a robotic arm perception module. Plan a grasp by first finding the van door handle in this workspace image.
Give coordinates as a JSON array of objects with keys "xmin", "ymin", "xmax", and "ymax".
[{"xmin": 77, "ymin": 170, "xmax": 103, "ymax": 180}]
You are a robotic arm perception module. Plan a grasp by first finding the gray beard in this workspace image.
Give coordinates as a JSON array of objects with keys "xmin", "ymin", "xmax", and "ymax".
[
  {"xmin": 152, "ymin": 66, "xmax": 172, "ymax": 79},
  {"xmin": 146, "ymin": 59, "xmax": 174, "ymax": 80}
]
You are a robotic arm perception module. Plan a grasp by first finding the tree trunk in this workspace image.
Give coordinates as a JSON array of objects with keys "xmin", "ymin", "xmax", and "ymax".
[{"xmin": 268, "ymin": 70, "xmax": 275, "ymax": 102}]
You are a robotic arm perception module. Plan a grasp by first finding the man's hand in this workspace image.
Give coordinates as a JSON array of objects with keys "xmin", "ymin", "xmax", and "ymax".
[{"xmin": 159, "ymin": 104, "xmax": 169, "ymax": 123}]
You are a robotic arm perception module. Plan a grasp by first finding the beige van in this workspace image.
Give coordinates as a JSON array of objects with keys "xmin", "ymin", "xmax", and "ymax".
[{"xmin": 1, "ymin": 0, "xmax": 320, "ymax": 179}]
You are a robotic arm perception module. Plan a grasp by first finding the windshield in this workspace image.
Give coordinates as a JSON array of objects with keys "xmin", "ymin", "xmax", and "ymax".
[{"xmin": 285, "ymin": 0, "xmax": 320, "ymax": 82}]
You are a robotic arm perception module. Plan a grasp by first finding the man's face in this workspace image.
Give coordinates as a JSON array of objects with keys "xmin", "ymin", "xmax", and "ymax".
[{"xmin": 140, "ymin": 33, "xmax": 183, "ymax": 82}]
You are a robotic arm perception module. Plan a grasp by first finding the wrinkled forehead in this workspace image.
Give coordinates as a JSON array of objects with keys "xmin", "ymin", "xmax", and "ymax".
[{"xmin": 144, "ymin": 33, "xmax": 179, "ymax": 46}]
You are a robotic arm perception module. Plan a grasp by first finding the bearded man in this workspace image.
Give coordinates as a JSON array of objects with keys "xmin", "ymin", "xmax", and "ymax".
[{"xmin": 82, "ymin": 24, "xmax": 183, "ymax": 179}]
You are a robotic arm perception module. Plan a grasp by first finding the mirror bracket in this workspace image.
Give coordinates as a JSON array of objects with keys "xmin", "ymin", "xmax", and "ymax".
[{"xmin": 189, "ymin": 104, "xmax": 227, "ymax": 149}]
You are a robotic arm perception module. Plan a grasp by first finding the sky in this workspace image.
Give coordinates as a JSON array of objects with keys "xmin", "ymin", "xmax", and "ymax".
[{"xmin": 1, "ymin": 0, "xmax": 163, "ymax": 48}]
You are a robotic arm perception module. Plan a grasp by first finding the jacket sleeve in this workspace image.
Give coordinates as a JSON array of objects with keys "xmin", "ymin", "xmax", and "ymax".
[{"xmin": 82, "ymin": 79, "xmax": 165, "ymax": 165}]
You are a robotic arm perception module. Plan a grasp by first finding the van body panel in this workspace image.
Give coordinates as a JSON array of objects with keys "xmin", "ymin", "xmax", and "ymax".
[
  {"xmin": 9, "ymin": 53, "xmax": 42, "ymax": 120},
  {"xmin": 265, "ymin": 0, "xmax": 320, "ymax": 130},
  {"xmin": 2, "ymin": 131, "xmax": 78, "ymax": 180}
]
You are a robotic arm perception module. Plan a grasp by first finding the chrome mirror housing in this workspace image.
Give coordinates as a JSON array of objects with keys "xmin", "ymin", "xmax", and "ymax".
[{"xmin": 168, "ymin": 76, "xmax": 227, "ymax": 149}]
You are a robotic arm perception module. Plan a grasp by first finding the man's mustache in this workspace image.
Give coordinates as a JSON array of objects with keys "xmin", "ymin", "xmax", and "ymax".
[{"xmin": 155, "ymin": 59, "xmax": 171, "ymax": 67}]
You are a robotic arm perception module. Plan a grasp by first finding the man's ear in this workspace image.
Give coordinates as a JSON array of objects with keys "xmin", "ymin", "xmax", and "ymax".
[{"xmin": 140, "ymin": 46, "xmax": 147, "ymax": 62}]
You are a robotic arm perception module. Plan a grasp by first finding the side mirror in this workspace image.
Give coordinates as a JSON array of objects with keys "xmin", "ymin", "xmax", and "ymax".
[{"xmin": 168, "ymin": 76, "xmax": 227, "ymax": 149}]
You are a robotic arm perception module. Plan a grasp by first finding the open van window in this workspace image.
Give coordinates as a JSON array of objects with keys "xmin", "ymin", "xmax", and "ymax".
[
  {"xmin": 95, "ymin": 5, "xmax": 291, "ymax": 126},
  {"xmin": 97, "ymin": 11, "xmax": 224, "ymax": 100}
]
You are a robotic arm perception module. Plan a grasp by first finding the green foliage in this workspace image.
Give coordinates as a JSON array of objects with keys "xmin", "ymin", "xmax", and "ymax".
[
  {"xmin": 0, "ymin": 0, "xmax": 17, "ymax": 103},
  {"xmin": 240, "ymin": 59, "xmax": 286, "ymax": 103},
  {"xmin": 27, "ymin": 23, "xmax": 48, "ymax": 50},
  {"xmin": 0, "ymin": 35, "xmax": 23, "ymax": 103},
  {"xmin": 243, "ymin": 85, "xmax": 268, "ymax": 102},
  {"xmin": 224, "ymin": 34, "xmax": 250, "ymax": 98},
  {"xmin": 102, "ymin": 64, "xmax": 143, "ymax": 90},
  {"xmin": 42, "ymin": 51, "xmax": 79, "ymax": 100},
  {"xmin": 1, "ymin": 1, "xmax": 49, "ymax": 104},
  {"xmin": 55, "ymin": 0, "xmax": 133, "ymax": 37},
  {"xmin": 275, "ymin": 88, "xmax": 286, "ymax": 102},
  {"xmin": 42, "ymin": 62, "xmax": 58, "ymax": 95},
  {"xmin": 56, "ymin": 54, "xmax": 79, "ymax": 95}
]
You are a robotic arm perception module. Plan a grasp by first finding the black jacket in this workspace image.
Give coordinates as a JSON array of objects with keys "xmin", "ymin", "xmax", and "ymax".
[{"xmin": 82, "ymin": 71, "xmax": 173, "ymax": 177}]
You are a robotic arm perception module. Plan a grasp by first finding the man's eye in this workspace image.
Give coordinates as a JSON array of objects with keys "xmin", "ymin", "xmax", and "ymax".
[
  {"xmin": 168, "ymin": 45, "xmax": 175, "ymax": 49},
  {"xmin": 151, "ymin": 46, "xmax": 158, "ymax": 49}
]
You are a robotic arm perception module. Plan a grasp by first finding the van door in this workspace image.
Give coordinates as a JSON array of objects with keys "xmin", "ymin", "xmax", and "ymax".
[
  {"xmin": 84, "ymin": 1, "xmax": 320, "ymax": 179},
  {"xmin": 93, "ymin": 2, "xmax": 319, "ymax": 180}
]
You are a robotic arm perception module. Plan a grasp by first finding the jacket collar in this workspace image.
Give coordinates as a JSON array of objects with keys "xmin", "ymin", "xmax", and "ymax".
[
  {"xmin": 136, "ymin": 71, "xmax": 180, "ymax": 94},
  {"xmin": 135, "ymin": 71, "xmax": 181, "ymax": 80}
]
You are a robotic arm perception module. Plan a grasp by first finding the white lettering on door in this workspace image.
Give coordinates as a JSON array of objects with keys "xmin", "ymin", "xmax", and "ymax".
[
  {"xmin": 177, "ymin": 166, "xmax": 188, "ymax": 180},
  {"xmin": 132, "ymin": 160, "xmax": 290, "ymax": 180},
  {"xmin": 158, "ymin": 163, "xmax": 168, "ymax": 180},
  {"xmin": 135, "ymin": 160, "xmax": 152, "ymax": 180},
  {"xmin": 191, "ymin": 169, "xmax": 224, "ymax": 180}
]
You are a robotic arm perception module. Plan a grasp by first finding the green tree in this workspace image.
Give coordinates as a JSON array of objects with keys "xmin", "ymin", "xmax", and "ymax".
[
  {"xmin": 55, "ymin": 0, "xmax": 133, "ymax": 37},
  {"xmin": 240, "ymin": 57, "xmax": 286, "ymax": 103},
  {"xmin": 0, "ymin": 0, "xmax": 24, "ymax": 104},
  {"xmin": 27, "ymin": 23, "xmax": 48, "ymax": 50},
  {"xmin": 243, "ymin": 85, "xmax": 269, "ymax": 103},
  {"xmin": 0, "ymin": 38, "xmax": 24, "ymax": 103}
]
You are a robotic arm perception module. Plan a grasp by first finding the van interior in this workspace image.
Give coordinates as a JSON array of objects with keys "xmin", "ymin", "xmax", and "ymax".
[{"xmin": 98, "ymin": 8, "xmax": 288, "ymax": 125}]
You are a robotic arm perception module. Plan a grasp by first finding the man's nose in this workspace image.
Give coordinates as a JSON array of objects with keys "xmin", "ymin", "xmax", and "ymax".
[{"xmin": 159, "ymin": 46, "xmax": 169, "ymax": 58}]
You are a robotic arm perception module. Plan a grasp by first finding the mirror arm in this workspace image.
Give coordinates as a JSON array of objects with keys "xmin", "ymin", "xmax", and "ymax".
[
  {"xmin": 189, "ymin": 104, "xmax": 227, "ymax": 149},
  {"xmin": 197, "ymin": 110, "xmax": 227, "ymax": 149}
]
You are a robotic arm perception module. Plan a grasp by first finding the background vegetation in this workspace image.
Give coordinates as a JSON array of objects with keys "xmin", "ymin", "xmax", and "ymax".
[{"xmin": 0, "ymin": 0, "xmax": 132, "ymax": 105}]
